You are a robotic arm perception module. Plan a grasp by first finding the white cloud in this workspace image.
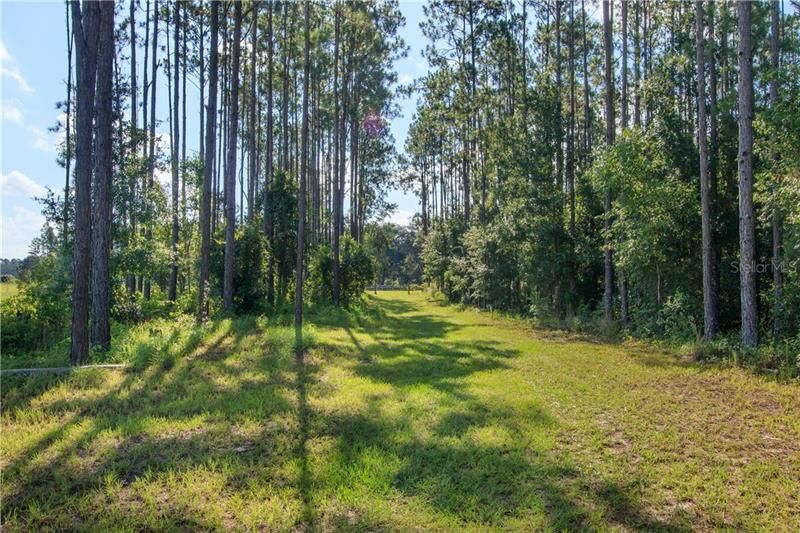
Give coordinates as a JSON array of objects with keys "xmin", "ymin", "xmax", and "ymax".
[
  {"xmin": 1, "ymin": 100, "xmax": 24, "ymax": 124},
  {"xmin": 399, "ymin": 73, "xmax": 414, "ymax": 85},
  {"xmin": 30, "ymin": 125, "xmax": 57, "ymax": 152},
  {"xmin": 0, "ymin": 40, "xmax": 33, "ymax": 93},
  {"xmin": 0, "ymin": 205, "xmax": 45, "ymax": 258},
  {"xmin": 386, "ymin": 208, "xmax": 414, "ymax": 227},
  {"xmin": 1, "ymin": 170, "xmax": 47, "ymax": 198}
]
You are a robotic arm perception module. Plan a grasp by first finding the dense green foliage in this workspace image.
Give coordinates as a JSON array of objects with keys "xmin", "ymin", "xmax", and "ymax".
[
  {"xmin": 0, "ymin": 1, "xmax": 406, "ymax": 361},
  {"xmin": 307, "ymin": 237, "xmax": 374, "ymax": 306},
  {"xmin": 406, "ymin": 1, "xmax": 800, "ymax": 374}
]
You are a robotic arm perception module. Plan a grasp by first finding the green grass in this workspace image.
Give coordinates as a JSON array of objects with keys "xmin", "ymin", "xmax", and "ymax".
[
  {"xmin": 2, "ymin": 291, "xmax": 798, "ymax": 531},
  {"xmin": 0, "ymin": 280, "xmax": 19, "ymax": 301}
]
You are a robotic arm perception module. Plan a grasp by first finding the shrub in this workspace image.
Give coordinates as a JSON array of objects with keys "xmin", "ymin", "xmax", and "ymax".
[{"xmin": 307, "ymin": 237, "xmax": 373, "ymax": 307}]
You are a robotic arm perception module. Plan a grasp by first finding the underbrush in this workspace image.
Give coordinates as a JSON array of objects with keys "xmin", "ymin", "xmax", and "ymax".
[{"xmin": 427, "ymin": 287, "xmax": 799, "ymax": 380}]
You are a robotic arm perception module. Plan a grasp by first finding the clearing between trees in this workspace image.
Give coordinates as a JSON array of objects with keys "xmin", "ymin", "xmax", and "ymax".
[{"xmin": 2, "ymin": 291, "xmax": 798, "ymax": 531}]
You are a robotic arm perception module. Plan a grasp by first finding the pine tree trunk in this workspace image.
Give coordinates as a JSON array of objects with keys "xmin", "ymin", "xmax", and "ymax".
[
  {"xmin": 737, "ymin": 0, "xmax": 757, "ymax": 348},
  {"xmin": 770, "ymin": 0, "xmax": 783, "ymax": 340},
  {"xmin": 582, "ymin": 0, "xmax": 591, "ymax": 163},
  {"xmin": 90, "ymin": 0, "xmax": 114, "ymax": 351},
  {"xmin": 555, "ymin": 1, "xmax": 563, "ymax": 212},
  {"xmin": 619, "ymin": 0, "xmax": 629, "ymax": 327},
  {"xmin": 181, "ymin": 2, "xmax": 187, "ymax": 225},
  {"xmin": 697, "ymin": 1, "xmax": 717, "ymax": 341},
  {"xmin": 266, "ymin": 0, "xmax": 275, "ymax": 306},
  {"xmin": 708, "ymin": 1, "xmax": 720, "ymax": 317},
  {"xmin": 64, "ymin": 1, "xmax": 73, "ymax": 248},
  {"xmin": 248, "ymin": 3, "xmax": 258, "ymax": 223},
  {"xmin": 199, "ymin": 1, "xmax": 216, "ymax": 321},
  {"xmin": 169, "ymin": 0, "xmax": 180, "ymax": 302},
  {"xmin": 126, "ymin": 0, "xmax": 136, "ymax": 297},
  {"xmin": 296, "ymin": 0, "xmax": 311, "ymax": 330},
  {"xmin": 633, "ymin": 0, "xmax": 641, "ymax": 127},
  {"xmin": 568, "ymin": 0, "xmax": 575, "ymax": 235},
  {"xmin": 332, "ymin": 5, "xmax": 341, "ymax": 306},
  {"xmin": 223, "ymin": 2, "xmax": 242, "ymax": 314},
  {"xmin": 144, "ymin": 0, "xmax": 158, "ymax": 300},
  {"xmin": 602, "ymin": 0, "xmax": 614, "ymax": 323},
  {"xmin": 70, "ymin": 0, "xmax": 100, "ymax": 365}
]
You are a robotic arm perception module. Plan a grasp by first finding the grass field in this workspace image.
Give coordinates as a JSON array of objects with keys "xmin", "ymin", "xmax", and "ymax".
[
  {"xmin": 1, "ymin": 291, "xmax": 798, "ymax": 530},
  {"xmin": 0, "ymin": 280, "xmax": 19, "ymax": 301}
]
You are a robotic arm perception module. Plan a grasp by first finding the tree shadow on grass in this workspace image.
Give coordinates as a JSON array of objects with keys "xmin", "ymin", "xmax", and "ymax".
[
  {"xmin": 0, "ymin": 317, "xmax": 310, "ymax": 530},
  {"xmin": 316, "ymin": 391, "xmax": 689, "ymax": 531},
  {"xmin": 311, "ymin": 295, "xmax": 690, "ymax": 531},
  {"xmin": 2, "ymin": 295, "xmax": 693, "ymax": 531}
]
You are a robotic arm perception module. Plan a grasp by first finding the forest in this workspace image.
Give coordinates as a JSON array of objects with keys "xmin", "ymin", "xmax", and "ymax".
[{"xmin": 1, "ymin": 0, "xmax": 800, "ymax": 530}]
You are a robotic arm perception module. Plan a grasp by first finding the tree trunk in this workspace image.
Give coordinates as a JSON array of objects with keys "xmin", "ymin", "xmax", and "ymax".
[
  {"xmin": 568, "ymin": 0, "xmax": 575, "ymax": 234},
  {"xmin": 582, "ymin": 0, "xmax": 591, "ymax": 163},
  {"xmin": 555, "ymin": 0, "xmax": 563, "ymax": 211},
  {"xmin": 181, "ymin": 1, "xmax": 187, "ymax": 226},
  {"xmin": 602, "ymin": 0, "xmax": 614, "ymax": 323},
  {"xmin": 770, "ymin": 0, "xmax": 783, "ymax": 340},
  {"xmin": 126, "ymin": 0, "xmax": 136, "ymax": 297},
  {"xmin": 633, "ymin": 0, "xmax": 641, "ymax": 127},
  {"xmin": 737, "ymin": 0, "xmax": 757, "ymax": 348},
  {"xmin": 70, "ymin": 0, "xmax": 100, "ymax": 365},
  {"xmin": 169, "ymin": 0, "xmax": 180, "ymax": 302},
  {"xmin": 332, "ymin": 4, "xmax": 341, "ymax": 306},
  {"xmin": 619, "ymin": 0, "xmax": 629, "ymax": 327},
  {"xmin": 223, "ymin": 1, "xmax": 242, "ymax": 314},
  {"xmin": 708, "ymin": 1, "xmax": 720, "ymax": 319},
  {"xmin": 64, "ymin": 1, "xmax": 73, "ymax": 247},
  {"xmin": 199, "ymin": 0, "xmax": 218, "ymax": 322},
  {"xmin": 266, "ymin": 0, "xmax": 275, "ymax": 306},
  {"xmin": 296, "ymin": 0, "xmax": 311, "ymax": 330},
  {"xmin": 144, "ymin": 0, "xmax": 158, "ymax": 301},
  {"xmin": 281, "ymin": 2, "xmax": 290, "ymax": 173},
  {"xmin": 697, "ymin": 1, "xmax": 717, "ymax": 341},
  {"xmin": 248, "ymin": 3, "xmax": 258, "ymax": 223},
  {"xmin": 91, "ymin": 0, "xmax": 114, "ymax": 351}
]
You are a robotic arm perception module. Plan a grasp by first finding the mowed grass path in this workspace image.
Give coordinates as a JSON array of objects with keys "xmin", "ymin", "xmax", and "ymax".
[{"xmin": 2, "ymin": 291, "xmax": 799, "ymax": 531}]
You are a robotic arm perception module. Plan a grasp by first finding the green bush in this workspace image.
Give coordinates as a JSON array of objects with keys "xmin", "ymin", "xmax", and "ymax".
[
  {"xmin": 0, "ymin": 255, "xmax": 71, "ymax": 354},
  {"xmin": 211, "ymin": 223, "xmax": 267, "ymax": 314},
  {"xmin": 307, "ymin": 237, "xmax": 373, "ymax": 307}
]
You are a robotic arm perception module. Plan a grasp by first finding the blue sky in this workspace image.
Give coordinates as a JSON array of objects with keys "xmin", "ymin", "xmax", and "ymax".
[{"xmin": 1, "ymin": 0, "xmax": 427, "ymax": 259}]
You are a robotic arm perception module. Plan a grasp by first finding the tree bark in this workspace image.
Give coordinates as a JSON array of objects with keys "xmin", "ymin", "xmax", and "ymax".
[
  {"xmin": 70, "ymin": 0, "xmax": 100, "ymax": 365},
  {"xmin": 266, "ymin": 0, "xmax": 275, "ymax": 306},
  {"xmin": 125, "ymin": 0, "xmax": 137, "ymax": 297},
  {"xmin": 697, "ymin": 1, "xmax": 717, "ymax": 341},
  {"xmin": 144, "ymin": 0, "xmax": 159, "ymax": 300},
  {"xmin": 602, "ymin": 0, "xmax": 614, "ymax": 323},
  {"xmin": 582, "ymin": 0, "xmax": 591, "ymax": 163},
  {"xmin": 169, "ymin": 0, "xmax": 180, "ymax": 302},
  {"xmin": 90, "ymin": 0, "xmax": 114, "ymax": 351},
  {"xmin": 737, "ymin": 0, "xmax": 757, "ymax": 348},
  {"xmin": 332, "ymin": 4, "xmax": 341, "ymax": 306},
  {"xmin": 708, "ymin": 1, "xmax": 720, "ymax": 320},
  {"xmin": 199, "ymin": 0, "xmax": 218, "ymax": 322},
  {"xmin": 619, "ymin": 0, "xmax": 629, "ymax": 327},
  {"xmin": 633, "ymin": 0, "xmax": 641, "ymax": 127},
  {"xmin": 223, "ymin": 1, "xmax": 242, "ymax": 314},
  {"xmin": 64, "ymin": 1, "xmax": 73, "ymax": 247},
  {"xmin": 770, "ymin": 0, "xmax": 783, "ymax": 340},
  {"xmin": 296, "ymin": 0, "xmax": 311, "ymax": 330},
  {"xmin": 248, "ymin": 3, "xmax": 258, "ymax": 223}
]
